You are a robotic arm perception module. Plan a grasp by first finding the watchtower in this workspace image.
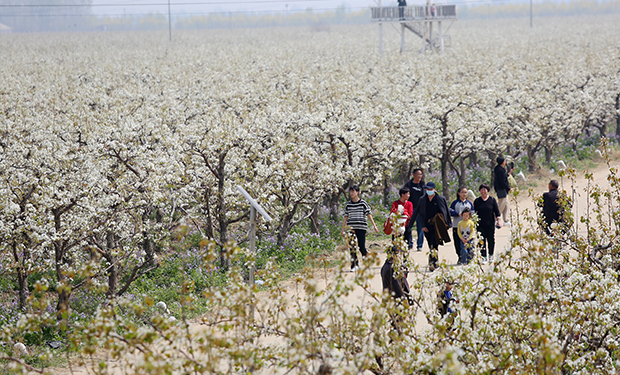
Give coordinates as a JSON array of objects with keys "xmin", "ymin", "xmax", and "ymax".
[{"xmin": 371, "ymin": 0, "xmax": 457, "ymax": 56}]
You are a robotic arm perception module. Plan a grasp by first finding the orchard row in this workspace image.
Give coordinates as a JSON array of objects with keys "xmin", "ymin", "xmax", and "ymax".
[{"xmin": 0, "ymin": 16, "xmax": 619, "ymax": 314}]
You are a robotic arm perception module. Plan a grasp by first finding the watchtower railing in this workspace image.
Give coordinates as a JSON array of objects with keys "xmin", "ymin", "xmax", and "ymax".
[{"xmin": 371, "ymin": 5, "xmax": 457, "ymax": 22}]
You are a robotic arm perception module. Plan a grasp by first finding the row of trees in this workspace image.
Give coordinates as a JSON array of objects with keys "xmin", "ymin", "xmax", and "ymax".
[
  {"xmin": 5, "ymin": 0, "xmax": 619, "ymax": 33},
  {"xmin": 5, "ymin": 157, "xmax": 620, "ymax": 373},
  {"xmin": 460, "ymin": 0, "xmax": 620, "ymax": 19},
  {"xmin": 0, "ymin": 17, "xmax": 619, "ymax": 320},
  {"xmin": 0, "ymin": 1, "xmax": 367, "ymax": 33}
]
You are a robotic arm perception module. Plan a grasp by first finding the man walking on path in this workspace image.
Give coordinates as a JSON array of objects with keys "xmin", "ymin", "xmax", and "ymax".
[
  {"xmin": 342, "ymin": 186, "xmax": 379, "ymax": 271},
  {"xmin": 411, "ymin": 182, "xmax": 451, "ymax": 271},
  {"xmin": 494, "ymin": 156, "xmax": 511, "ymax": 226},
  {"xmin": 404, "ymin": 168, "xmax": 426, "ymax": 251}
]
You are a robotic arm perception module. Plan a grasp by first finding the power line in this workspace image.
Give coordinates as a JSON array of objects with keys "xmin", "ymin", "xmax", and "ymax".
[
  {"xmin": 0, "ymin": 6, "xmax": 370, "ymax": 17},
  {"xmin": 0, "ymin": 0, "xmax": 543, "ymax": 18},
  {"xmin": 0, "ymin": 0, "xmax": 337, "ymax": 8}
]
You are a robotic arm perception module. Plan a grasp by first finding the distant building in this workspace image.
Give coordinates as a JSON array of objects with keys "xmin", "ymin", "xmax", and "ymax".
[{"xmin": 0, "ymin": 23, "xmax": 12, "ymax": 33}]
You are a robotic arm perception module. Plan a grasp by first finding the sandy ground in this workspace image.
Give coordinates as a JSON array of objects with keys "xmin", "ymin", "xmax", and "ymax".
[{"xmin": 46, "ymin": 162, "xmax": 616, "ymax": 374}]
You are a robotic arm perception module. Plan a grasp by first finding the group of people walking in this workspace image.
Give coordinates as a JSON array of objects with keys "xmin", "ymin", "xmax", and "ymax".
[
  {"xmin": 342, "ymin": 158, "xmax": 569, "ymax": 326},
  {"xmin": 342, "ymin": 157, "xmax": 516, "ymax": 272},
  {"xmin": 341, "ymin": 156, "xmax": 568, "ymax": 274}
]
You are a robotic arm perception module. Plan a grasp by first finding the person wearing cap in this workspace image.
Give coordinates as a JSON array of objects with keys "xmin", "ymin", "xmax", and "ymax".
[
  {"xmin": 411, "ymin": 182, "xmax": 452, "ymax": 271},
  {"xmin": 493, "ymin": 156, "xmax": 511, "ymax": 226}
]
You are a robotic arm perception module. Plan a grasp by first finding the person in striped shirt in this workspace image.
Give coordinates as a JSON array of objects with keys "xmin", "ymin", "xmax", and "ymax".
[{"xmin": 342, "ymin": 185, "xmax": 379, "ymax": 271}]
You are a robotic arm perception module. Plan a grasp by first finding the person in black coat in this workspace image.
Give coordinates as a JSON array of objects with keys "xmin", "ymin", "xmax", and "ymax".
[
  {"xmin": 493, "ymin": 156, "xmax": 511, "ymax": 225},
  {"xmin": 411, "ymin": 182, "xmax": 452, "ymax": 271},
  {"xmin": 474, "ymin": 183, "xmax": 502, "ymax": 263},
  {"xmin": 540, "ymin": 179, "xmax": 564, "ymax": 236},
  {"xmin": 404, "ymin": 168, "xmax": 426, "ymax": 251},
  {"xmin": 381, "ymin": 256, "xmax": 410, "ymax": 302},
  {"xmin": 398, "ymin": 0, "xmax": 407, "ymax": 20}
]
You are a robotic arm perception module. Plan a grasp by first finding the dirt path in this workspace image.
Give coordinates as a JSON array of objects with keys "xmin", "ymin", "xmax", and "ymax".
[{"xmin": 49, "ymin": 162, "xmax": 616, "ymax": 374}]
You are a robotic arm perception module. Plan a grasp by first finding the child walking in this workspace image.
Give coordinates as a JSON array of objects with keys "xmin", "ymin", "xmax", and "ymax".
[{"xmin": 457, "ymin": 207, "xmax": 476, "ymax": 264}]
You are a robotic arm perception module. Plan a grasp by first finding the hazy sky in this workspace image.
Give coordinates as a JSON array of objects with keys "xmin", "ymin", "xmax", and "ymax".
[{"xmin": 90, "ymin": 0, "xmax": 387, "ymax": 17}]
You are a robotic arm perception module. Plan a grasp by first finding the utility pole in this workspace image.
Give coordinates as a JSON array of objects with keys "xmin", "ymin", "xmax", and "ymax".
[
  {"xmin": 236, "ymin": 187, "xmax": 272, "ymax": 322},
  {"xmin": 285, "ymin": 4, "xmax": 288, "ymax": 27},
  {"xmin": 530, "ymin": 0, "xmax": 533, "ymax": 28},
  {"xmin": 167, "ymin": 0, "xmax": 172, "ymax": 41},
  {"xmin": 378, "ymin": 0, "xmax": 383, "ymax": 58},
  {"xmin": 424, "ymin": 0, "xmax": 430, "ymax": 52}
]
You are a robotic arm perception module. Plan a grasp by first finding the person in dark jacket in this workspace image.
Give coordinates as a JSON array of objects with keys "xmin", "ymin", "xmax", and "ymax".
[
  {"xmin": 474, "ymin": 183, "xmax": 502, "ymax": 263},
  {"xmin": 539, "ymin": 179, "xmax": 565, "ymax": 236},
  {"xmin": 381, "ymin": 255, "xmax": 411, "ymax": 302},
  {"xmin": 381, "ymin": 246, "xmax": 412, "ymax": 334},
  {"xmin": 493, "ymin": 156, "xmax": 511, "ymax": 226},
  {"xmin": 404, "ymin": 168, "xmax": 426, "ymax": 251},
  {"xmin": 411, "ymin": 182, "xmax": 452, "ymax": 271},
  {"xmin": 397, "ymin": 0, "xmax": 407, "ymax": 20}
]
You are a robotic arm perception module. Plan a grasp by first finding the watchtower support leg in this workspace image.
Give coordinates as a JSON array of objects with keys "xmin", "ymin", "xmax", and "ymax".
[
  {"xmin": 400, "ymin": 23, "xmax": 405, "ymax": 53},
  {"xmin": 439, "ymin": 21, "xmax": 444, "ymax": 53},
  {"xmin": 379, "ymin": 22, "xmax": 383, "ymax": 58},
  {"xmin": 378, "ymin": 0, "xmax": 383, "ymax": 58},
  {"xmin": 429, "ymin": 21, "xmax": 433, "ymax": 49},
  {"xmin": 249, "ymin": 206, "xmax": 256, "ymax": 320}
]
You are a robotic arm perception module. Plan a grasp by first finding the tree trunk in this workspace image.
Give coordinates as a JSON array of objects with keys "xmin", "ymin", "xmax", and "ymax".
[
  {"xmin": 216, "ymin": 154, "xmax": 229, "ymax": 268},
  {"xmin": 487, "ymin": 151, "xmax": 497, "ymax": 188},
  {"xmin": 615, "ymin": 93, "xmax": 620, "ymax": 138},
  {"xmin": 277, "ymin": 210, "xmax": 295, "ymax": 248},
  {"xmin": 13, "ymin": 196, "xmax": 34, "ymax": 311},
  {"xmin": 203, "ymin": 185, "xmax": 214, "ymax": 239},
  {"xmin": 441, "ymin": 157, "xmax": 450, "ymax": 199},
  {"xmin": 105, "ymin": 232, "xmax": 117, "ymax": 298},
  {"xmin": 419, "ymin": 154, "xmax": 427, "ymax": 171},
  {"xmin": 469, "ymin": 153, "xmax": 478, "ymax": 166},
  {"xmin": 405, "ymin": 162, "xmax": 414, "ymax": 183},
  {"xmin": 11, "ymin": 242, "xmax": 29, "ymax": 311},
  {"xmin": 16, "ymin": 256, "xmax": 28, "ymax": 310},
  {"xmin": 599, "ymin": 122, "xmax": 607, "ymax": 138},
  {"xmin": 544, "ymin": 146, "xmax": 552, "ymax": 164},
  {"xmin": 55, "ymin": 242, "xmax": 70, "ymax": 321},
  {"xmin": 103, "ymin": 252, "xmax": 117, "ymax": 298},
  {"xmin": 141, "ymin": 208, "xmax": 156, "ymax": 267},
  {"xmin": 310, "ymin": 204, "xmax": 320, "ymax": 235},
  {"xmin": 52, "ymin": 207, "xmax": 73, "ymax": 321},
  {"xmin": 527, "ymin": 146, "xmax": 537, "ymax": 172},
  {"xmin": 17, "ymin": 271, "xmax": 28, "ymax": 310},
  {"xmin": 383, "ymin": 175, "xmax": 391, "ymax": 206},
  {"xmin": 329, "ymin": 192, "xmax": 340, "ymax": 222},
  {"xmin": 458, "ymin": 157, "xmax": 466, "ymax": 187}
]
